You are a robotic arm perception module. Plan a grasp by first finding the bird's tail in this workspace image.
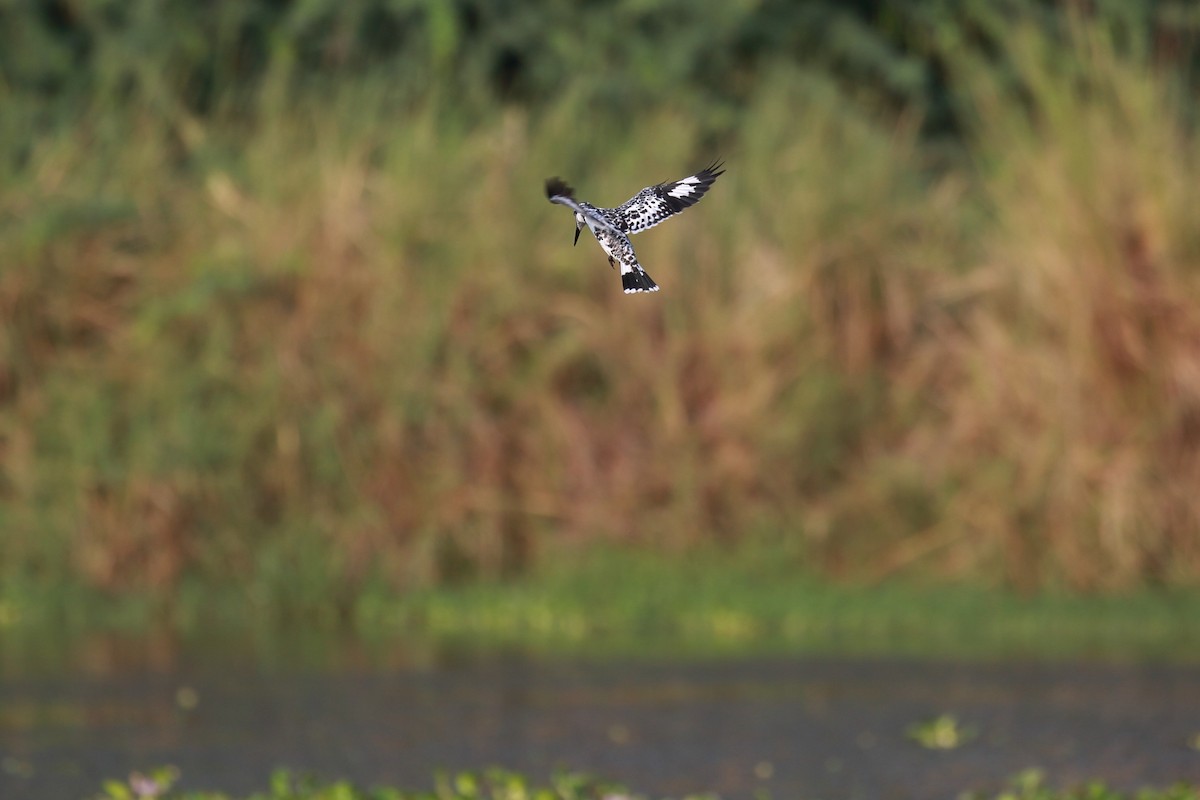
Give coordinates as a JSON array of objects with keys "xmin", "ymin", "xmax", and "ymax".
[{"xmin": 622, "ymin": 267, "xmax": 659, "ymax": 294}]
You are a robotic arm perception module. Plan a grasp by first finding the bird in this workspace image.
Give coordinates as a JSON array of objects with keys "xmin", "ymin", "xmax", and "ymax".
[{"xmin": 545, "ymin": 161, "xmax": 725, "ymax": 294}]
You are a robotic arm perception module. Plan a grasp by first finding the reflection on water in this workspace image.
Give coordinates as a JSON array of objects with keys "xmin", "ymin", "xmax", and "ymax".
[{"xmin": 1, "ymin": 636, "xmax": 1199, "ymax": 800}]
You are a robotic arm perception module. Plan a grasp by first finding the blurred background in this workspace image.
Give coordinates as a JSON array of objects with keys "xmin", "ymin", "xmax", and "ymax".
[
  {"xmin": 3, "ymin": 0, "xmax": 1200, "ymax": 797},
  {"xmin": 5, "ymin": 0, "xmax": 1200, "ymax": 621}
]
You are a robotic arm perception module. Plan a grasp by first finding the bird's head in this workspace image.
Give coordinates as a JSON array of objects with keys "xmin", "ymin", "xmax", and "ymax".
[{"xmin": 573, "ymin": 212, "xmax": 585, "ymax": 246}]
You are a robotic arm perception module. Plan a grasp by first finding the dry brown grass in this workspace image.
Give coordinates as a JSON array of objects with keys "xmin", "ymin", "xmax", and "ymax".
[
  {"xmin": 2, "ymin": 18, "xmax": 1200, "ymax": 602},
  {"xmin": 893, "ymin": 19, "xmax": 1200, "ymax": 589}
]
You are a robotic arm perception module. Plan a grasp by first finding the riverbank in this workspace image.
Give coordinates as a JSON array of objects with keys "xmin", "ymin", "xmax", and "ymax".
[{"xmin": 5, "ymin": 548, "xmax": 1199, "ymax": 672}]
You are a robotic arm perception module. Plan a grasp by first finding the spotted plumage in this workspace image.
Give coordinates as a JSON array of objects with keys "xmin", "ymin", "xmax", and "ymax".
[{"xmin": 544, "ymin": 161, "xmax": 725, "ymax": 294}]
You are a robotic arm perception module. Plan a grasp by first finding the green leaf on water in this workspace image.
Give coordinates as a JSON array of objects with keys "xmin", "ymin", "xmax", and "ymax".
[
  {"xmin": 453, "ymin": 772, "xmax": 479, "ymax": 799},
  {"xmin": 905, "ymin": 713, "xmax": 977, "ymax": 750},
  {"xmin": 101, "ymin": 779, "xmax": 134, "ymax": 800}
]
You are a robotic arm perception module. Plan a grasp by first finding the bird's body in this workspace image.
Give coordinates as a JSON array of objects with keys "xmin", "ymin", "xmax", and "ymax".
[{"xmin": 545, "ymin": 161, "xmax": 725, "ymax": 294}]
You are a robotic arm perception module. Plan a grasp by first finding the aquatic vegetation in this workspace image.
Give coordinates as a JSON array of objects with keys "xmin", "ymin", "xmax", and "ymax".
[
  {"xmin": 100, "ymin": 767, "xmax": 178, "ymax": 800},
  {"xmin": 964, "ymin": 770, "xmax": 1200, "ymax": 800},
  {"xmin": 92, "ymin": 768, "xmax": 703, "ymax": 800},
  {"xmin": 91, "ymin": 768, "xmax": 1200, "ymax": 800},
  {"xmin": 905, "ymin": 713, "xmax": 977, "ymax": 750}
]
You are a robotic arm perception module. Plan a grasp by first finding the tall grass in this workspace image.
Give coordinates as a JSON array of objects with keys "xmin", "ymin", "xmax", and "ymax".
[
  {"xmin": 2, "ymin": 8, "xmax": 1199, "ymax": 619},
  {"xmin": 913, "ymin": 15, "xmax": 1200, "ymax": 588}
]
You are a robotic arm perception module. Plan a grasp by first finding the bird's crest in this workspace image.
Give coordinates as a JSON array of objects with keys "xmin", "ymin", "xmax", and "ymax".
[{"xmin": 545, "ymin": 177, "xmax": 574, "ymax": 201}]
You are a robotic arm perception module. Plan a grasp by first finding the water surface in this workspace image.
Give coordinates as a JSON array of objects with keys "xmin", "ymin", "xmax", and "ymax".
[{"xmin": 2, "ymin": 643, "xmax": 1198, "ymax": 799}]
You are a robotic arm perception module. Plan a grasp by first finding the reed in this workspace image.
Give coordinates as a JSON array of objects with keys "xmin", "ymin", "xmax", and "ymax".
[
  {"xmin": 903, "ymin": 15, "xmax": 1200, "ymax": 589},
  {"xmin": 1, "ymin": 6, "xmax": 1198, "ymax": 616}
]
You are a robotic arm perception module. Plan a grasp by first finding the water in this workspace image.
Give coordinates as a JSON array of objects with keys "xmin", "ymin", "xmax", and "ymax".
[{"xmin": 2, "ymin": 641, "xmax": 1199, "ymax": 799}]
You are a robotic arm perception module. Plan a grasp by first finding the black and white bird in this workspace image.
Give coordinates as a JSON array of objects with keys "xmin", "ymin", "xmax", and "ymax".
[{"xmin": 545, "ymin": 161, "xmax": 725, "ymax": 294}]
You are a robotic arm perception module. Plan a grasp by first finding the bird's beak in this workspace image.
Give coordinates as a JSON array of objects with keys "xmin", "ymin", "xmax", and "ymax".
[{"xmin": 573, "ymin": 226, "xmax": 582, "ymax": 247}]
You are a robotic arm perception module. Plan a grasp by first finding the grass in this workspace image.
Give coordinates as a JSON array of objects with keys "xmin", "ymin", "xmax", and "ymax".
[
  {"xmin": 3, "ymin": 547, "xmax": 1199, "ymax": 669},
  {"xmin": 361, "ymin": 547, "xmax": 1200, "ymax": 661},
  {"xmin": 90, "ymin": 767, "xmax": 1200, "ymax": 800},
  {"xmin": 2, "ymin": 7, "xmax": 1200, "ymax": 629}
]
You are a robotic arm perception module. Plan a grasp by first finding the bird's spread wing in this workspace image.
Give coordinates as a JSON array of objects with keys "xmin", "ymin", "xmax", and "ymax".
[
  {"xmin": 615, "ymin": 160, "xmax": 725, "ymax": 235},
  {"xmin": 545, "ymin": 177, "xmax": 621, "ymax": 234}
]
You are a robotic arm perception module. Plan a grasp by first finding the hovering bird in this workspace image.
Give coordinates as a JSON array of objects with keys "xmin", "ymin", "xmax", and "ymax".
[{"xmin": 545, "ymin": 161, "xmax": 725, "ymax": 294}]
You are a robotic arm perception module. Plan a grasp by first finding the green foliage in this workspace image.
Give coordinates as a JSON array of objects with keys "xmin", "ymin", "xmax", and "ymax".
[
  {"xmin": 90, "ymin": 767, "xmax": 1200, "ymax": 800},
  {"xmin": 0, "ymin": 1, "xmax": 929, "ymax": 116},
  {"xmin": 94, "ymin": 768, "xmax": 659, "ymax": 800},
  {"xmin": 905, "ymin": 714, "xmax": 977, "ymax": 750},
  {"xmin": 9, "ymin": 546, "xmax": 1198, "ymax": 665},
  {"xmin": 967, "ymin": 770, "xmax": 1200, "ymax": 800},
  {"xmin": 3, "ymin": 1, "xmax": 1196, "ymax": 137},
  {"xmin": 4, "ymin": 2, "xmax": 1200, "ymax": 629}
]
